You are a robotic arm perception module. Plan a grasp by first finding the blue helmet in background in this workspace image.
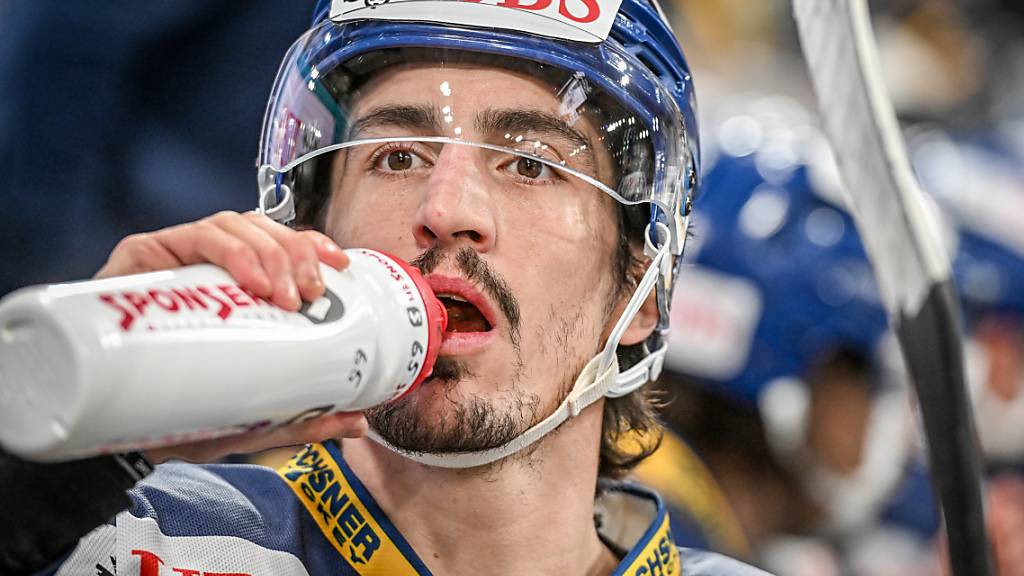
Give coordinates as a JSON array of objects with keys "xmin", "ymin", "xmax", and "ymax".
[
  {"xmin": 668, "ymin": 116, "xmax": 889, "ymax": 406},
  {"xmin": 910, "ymin": 126, "xmax": 1024, "ymax": 463},
  {"xmin": 665, "ymin": 96, "xmax": 918, "ymax": 533}
]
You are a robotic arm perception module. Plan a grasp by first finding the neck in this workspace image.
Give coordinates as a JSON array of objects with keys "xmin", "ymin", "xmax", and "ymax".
[{"xmin": 341, "ymin": 400, "xmax": 618, "ymax": 576}]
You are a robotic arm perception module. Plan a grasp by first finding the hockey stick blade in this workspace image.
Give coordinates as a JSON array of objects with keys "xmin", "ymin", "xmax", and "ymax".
[{"xmin": 791, "ymin": 1, "xmax": 992, "ymax": 574}]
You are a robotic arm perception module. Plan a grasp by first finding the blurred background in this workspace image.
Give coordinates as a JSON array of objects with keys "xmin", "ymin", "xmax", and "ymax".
[
  {"xmin": 0, "ymin": 1, "xmax": 316, "ymax": 297},
  {"xmin": 1, "ymin": 1, "xmax": 1022, "ymax": 575}
]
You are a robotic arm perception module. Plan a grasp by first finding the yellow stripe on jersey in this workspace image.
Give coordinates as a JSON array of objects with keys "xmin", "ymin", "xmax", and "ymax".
[
  {"xmin": 278, "ymin": 443, "xmax": 425, "ymax": 575},
  {"xmin": 620, "ymin": 511, "xmax": 682, "ymax": 575}
]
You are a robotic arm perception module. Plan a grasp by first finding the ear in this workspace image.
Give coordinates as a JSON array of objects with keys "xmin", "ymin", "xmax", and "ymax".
[
  {"xmin": 602, "ymin": 274, "xmax": 660, "ymax": 347},
  {"xmin": 615, "ymin": 283, "xmax": 659, "ymax": 346}
]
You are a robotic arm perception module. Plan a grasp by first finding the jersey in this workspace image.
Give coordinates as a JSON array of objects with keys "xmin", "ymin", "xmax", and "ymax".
[{"xmin": 40, "ymin": 441, "xmax": 769, "ymax": 576}]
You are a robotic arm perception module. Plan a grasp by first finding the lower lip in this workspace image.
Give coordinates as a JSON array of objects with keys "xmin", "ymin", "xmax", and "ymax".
[{"xmin": 439, "ymin": 330, "xmax": 497, "ymax": 355}]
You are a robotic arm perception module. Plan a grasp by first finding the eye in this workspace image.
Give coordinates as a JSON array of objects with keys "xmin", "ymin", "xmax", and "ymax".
[
  {"xmin": 387, "ymin": 150, "xmax": 413, "ymax": 170},
  {"xmin": 504, "ymin": 155, "xmax": 560, "ymax": 183},
  {"xmin": 373, "ymin": 147, "xmax": 427, "ymax": 172},
  {"xmin": 516, "ymin": 157, "xmax": 544, "ymax": 179}
]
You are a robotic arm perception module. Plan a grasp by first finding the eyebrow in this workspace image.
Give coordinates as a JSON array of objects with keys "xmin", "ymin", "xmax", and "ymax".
[
  {"xmin": 347, "ymin": 104, "xmax": 442, "ymax": 139},
  {"xmin": 476, "ymin": 108, "xmax": 597, "ymax": 171}
]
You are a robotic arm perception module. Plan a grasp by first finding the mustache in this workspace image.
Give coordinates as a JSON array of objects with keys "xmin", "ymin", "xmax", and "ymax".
[{"xmin": 409, "ymin": 246, "xmax": 521, "ymax": 347}]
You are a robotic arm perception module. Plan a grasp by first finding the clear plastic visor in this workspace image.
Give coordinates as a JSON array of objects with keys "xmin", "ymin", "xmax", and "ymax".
[{"xmin": 257, "ymin": 19, "xmax": 691, "ymax": 218}]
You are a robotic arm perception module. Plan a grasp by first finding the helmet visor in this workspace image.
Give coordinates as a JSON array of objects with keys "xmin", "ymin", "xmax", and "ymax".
[{"xmin": 258, "ymin": 18, "xmax": 692, "ymax": 233}]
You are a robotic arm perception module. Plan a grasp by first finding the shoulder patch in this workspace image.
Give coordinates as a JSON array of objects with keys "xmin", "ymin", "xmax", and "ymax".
[{"xmin": 117, "ymin": 514, "xmax": 310, "ymax": 576}]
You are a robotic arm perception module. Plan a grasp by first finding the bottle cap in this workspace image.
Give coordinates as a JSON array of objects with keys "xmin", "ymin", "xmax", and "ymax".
[{"xmin": 383, "ymin": 254, "xmax": 448, "ymax": 396}]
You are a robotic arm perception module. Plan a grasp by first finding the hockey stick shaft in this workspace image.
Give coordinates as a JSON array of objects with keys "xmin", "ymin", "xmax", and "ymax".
[{"xmin": 791, "ymin": 1, "xmax": 992, "ymax": 574}]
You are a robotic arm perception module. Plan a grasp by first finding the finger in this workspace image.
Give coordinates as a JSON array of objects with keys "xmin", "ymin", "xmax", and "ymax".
[
  {"xmin": 96, "ymin": 232, "xmax": 186, "ymax": 279},
  {"xmin": 151, "ymin": 218, "xmax": 274, "ymax": 298},
  {"xmin": 98, "ymin": 222, "xmax": 273, "ymax": 297},
  {"xmin": 205, "ymin": 213, "xmax": 301, "ymax": 309},
  {"xmin": 306, "ymin": 231, "xmax": 349, "ymax": 271},
  {"xmin": 244, "ymin": 215, "xmax": 329, "ymax": 304}
]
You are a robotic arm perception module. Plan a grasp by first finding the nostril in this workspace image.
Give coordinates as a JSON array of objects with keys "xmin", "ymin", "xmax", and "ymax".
[
  {"xmin": 418, "ymin": 225, "xmax": 438, "ymax": 241},
  {"xmin": 464, "ymin": 230, "xmax": 482, "ymax": 243}
]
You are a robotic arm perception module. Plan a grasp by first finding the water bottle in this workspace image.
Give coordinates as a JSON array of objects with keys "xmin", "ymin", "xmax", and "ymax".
[{"xmin": 0, "ymin": 249, "xmax": 447, "ymax": 461}]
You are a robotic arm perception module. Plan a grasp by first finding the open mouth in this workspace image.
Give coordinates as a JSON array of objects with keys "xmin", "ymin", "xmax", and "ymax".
[{"xmin": 436, "ymin": 294, "xmax": 493, "ymax": 333}]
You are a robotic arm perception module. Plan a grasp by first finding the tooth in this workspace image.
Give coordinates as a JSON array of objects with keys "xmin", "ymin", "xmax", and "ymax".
[{"xmin": 439, "ymin": 293, "xmax": 467, "ymax": 303}]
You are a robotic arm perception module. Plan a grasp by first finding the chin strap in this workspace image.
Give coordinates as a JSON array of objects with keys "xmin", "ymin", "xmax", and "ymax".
[
  {"xmin": 367, "ymin": 223, "xmax": 673, "ymax": 468},
  {"xmin": 366, "ymin": 352, "xmax": 621, "ymax": 468}
]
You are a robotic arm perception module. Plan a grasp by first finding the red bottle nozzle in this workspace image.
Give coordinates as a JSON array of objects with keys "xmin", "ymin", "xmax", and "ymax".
[{"xmin": 385, "ymin": 255, "xmax": 447, "ymax": 396}]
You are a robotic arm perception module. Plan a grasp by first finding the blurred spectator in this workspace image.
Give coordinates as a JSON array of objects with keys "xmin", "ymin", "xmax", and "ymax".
[
  {"xmin": 631, "ymin": 96, "xmax": 941, "ymax": 575},
  {"xmin": 912, "ymin": 126, "xmax": 1024, "ymax": 575},
  {"xmin": 0, "ymin": 2, "xmax": 314, "ymax": 296}
]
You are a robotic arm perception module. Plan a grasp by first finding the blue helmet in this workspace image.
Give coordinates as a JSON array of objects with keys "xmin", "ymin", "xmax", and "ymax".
[
  {"xmin": 260, "ymin": 0, "xmax": 699, "ymax": 364},
  {"xmin": 261, "ymin": 0, "xmax": 699, "ymax": 250}
]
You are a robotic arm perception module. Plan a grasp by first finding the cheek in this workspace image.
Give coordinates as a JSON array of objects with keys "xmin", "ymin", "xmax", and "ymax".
[
  {"xmin": 502, "ymin": 195, "xmax": 620, "ymax": 341},
  {"xmin": 326, "ymin": 187, "xmax": 419, "ymax": 250}
]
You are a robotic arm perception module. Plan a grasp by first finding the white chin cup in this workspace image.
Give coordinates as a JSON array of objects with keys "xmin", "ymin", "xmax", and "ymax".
[{"xmin": 366, "ymin": 223, "xmax": 674, "ymax": 468}]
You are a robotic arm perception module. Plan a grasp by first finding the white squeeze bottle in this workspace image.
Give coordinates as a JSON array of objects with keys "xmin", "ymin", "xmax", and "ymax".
[{"xmin": 0, "ymin": 249, "xmax": 447, "ymax": 461}]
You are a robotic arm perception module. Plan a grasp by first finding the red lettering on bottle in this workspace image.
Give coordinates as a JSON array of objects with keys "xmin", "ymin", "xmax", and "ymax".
[
  {"xmin": 197, "ymin": 286, "xmax": 233, "ymax": 320},
  {"xmin": 99, "ymin": 294, "xmax": 136, "ymax": 331},
  {"xmin": 170, "ymin": 287, "xmax": 208, "ymax": 311},
  {"xmin": 218, "ymin": 284, "xmax": 252, "ymax": 308},
  {"xmin": 558, "ymin": 0, "xmax": 600, "ymax": 23},
  {"xmin": 123, "ymin": 291, "xmax": 150, "ymax": 317},
  {"xmin": 172, "ymin": 569, "xmax": 200, "ymax": 576},
  {"xmin": 148, "ymin": 289, "xmax": 180, "ymax": 312},
  {"xmin": 132, "ymin": 549, "xmax": 164, "ymax": 576},
  {"xmin": 240, "ymin": 286, "xmax": 273, "ymax": 307}
]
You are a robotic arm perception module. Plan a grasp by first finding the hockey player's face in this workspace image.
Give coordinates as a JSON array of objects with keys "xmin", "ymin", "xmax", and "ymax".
[{"xmin": 323, "ymin": 65, "xmax": 630, "ymax": 453}]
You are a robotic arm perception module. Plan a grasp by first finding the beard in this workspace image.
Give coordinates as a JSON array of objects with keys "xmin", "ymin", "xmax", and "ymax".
[
  {"xmin": 365, "ymin": 247, "xmax": 600, "ymax": 456},
  {"xmin": 364, "ymin": 356, "xmax": 543, "ymax": 453},
  {"xmin": 365, "ymin": 317, "xmax": 593, "ymax": 455}
]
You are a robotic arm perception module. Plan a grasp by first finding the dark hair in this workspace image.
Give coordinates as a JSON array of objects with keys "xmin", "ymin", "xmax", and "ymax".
[{"xmin": 599, "ymin": 201, "xmax": 663, "ymax": 479}]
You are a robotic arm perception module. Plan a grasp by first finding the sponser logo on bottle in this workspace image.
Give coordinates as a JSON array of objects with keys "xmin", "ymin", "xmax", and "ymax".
[{"xmin": 98, "ymin": 283, "xmax": 281, "ymax": 331}]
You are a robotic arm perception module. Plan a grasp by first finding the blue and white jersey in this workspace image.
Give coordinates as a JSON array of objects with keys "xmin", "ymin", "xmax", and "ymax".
[{"xmin": 42, "ymin": 441, "xmax": 767, "ymax": 576}]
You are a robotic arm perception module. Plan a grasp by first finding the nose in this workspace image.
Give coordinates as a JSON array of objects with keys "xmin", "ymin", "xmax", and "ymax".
[{"xmin": 413, "ymin": 144, "xmax": 497, "ymax": 252}]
